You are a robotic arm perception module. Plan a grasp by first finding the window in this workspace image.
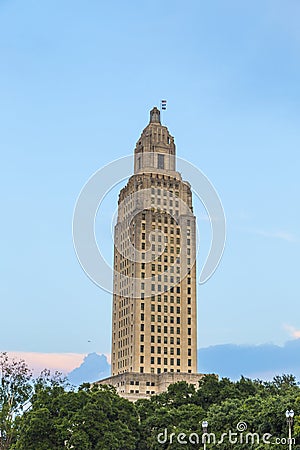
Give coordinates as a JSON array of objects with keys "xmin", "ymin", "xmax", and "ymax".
[
  {"xmin": 158, "ymin": 154, "xmax": 164, "ymax": 169},
  {"xmin": 140, "ymin": 356, "xmax": 144, "ymax": 363},
  {"xmin": 140, "ymin": 335, "xmax": 144, "ymax": 342},
  {"xmin": 140, "ymin": 345, "xmax": 144, "ymax": 352},
  {"xmin": 151, "ymin": 357, "xmax": 155, "ymax": 364}
]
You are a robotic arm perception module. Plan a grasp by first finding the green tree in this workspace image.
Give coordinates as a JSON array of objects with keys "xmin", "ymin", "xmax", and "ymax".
[
  {"xmin": 0, "ymin": 352, "xmax": 33, "ymax": 450},
  {"xmin": 15, "ymin": 383, "xmax": 139, "ymax": 449}
]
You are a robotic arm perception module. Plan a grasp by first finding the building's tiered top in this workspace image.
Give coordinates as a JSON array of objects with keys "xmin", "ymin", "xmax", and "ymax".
[{"xmin": 134, "ymin": 107, "xmax": 176, "ymax": 175}]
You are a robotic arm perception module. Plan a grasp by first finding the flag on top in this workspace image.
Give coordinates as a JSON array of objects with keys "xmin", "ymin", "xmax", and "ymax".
[{"xmin": 161, "ymin": 100, "xmax": 167, "ymax": 110}]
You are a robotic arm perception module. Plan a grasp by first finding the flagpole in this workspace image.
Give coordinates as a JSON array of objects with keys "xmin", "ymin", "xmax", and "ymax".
[{"xmin": 160, "ymin": 100, "xmax": 167, "ymax": 123}]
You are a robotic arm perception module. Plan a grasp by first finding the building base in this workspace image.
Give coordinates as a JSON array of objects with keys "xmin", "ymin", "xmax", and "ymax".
[{"xmin": 96, "ymin": 372, "xmax": 205, "ymax": 402}]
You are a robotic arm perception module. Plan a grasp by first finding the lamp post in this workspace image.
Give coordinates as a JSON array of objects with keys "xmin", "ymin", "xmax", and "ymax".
[
  {"xmin": 202, "ymin": 420, "xmax": 208, "ymax": 450},
  {"xmin": 285, "ymin": 410, "xmax": 294, "ymax": 450}
]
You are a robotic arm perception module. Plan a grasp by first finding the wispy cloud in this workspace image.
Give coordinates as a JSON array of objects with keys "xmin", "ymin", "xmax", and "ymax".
[
  {"xmin": 284, "ymin": 324, "xmax": 300, "ymax": 339},
  {"xmin": 251, "ymin": 229, "xmax": 298, "ymax": 243}
]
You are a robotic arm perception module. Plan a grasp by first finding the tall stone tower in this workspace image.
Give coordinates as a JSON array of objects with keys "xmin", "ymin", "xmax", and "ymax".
[{"xmin": 98, "ymin": 107, "xmax": 202, "ymax": 400}]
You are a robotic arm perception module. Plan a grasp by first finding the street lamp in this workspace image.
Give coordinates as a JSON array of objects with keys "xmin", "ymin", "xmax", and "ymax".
[
  {"xmin": 285, "ymin": 410, "xmax": 294, "ymax": 450},
  {"xmin": 202, "ymin": 421, "xmax": 208, "ymax": 450}
]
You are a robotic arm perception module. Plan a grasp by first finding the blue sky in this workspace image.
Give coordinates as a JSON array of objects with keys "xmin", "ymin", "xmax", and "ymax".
[{"xmin": 1, "ymin": 0, "xmax": 299, "ymax": 373}]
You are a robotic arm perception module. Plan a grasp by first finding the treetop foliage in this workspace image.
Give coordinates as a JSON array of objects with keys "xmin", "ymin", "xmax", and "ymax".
[{"xmin": 1, "ymin": 352, "xmax": 299, "ymax": 449}]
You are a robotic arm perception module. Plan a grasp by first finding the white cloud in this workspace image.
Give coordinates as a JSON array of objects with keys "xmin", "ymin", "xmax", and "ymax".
[{"xmin": 284, "ymin": 324, "xmax": 300, "ymax": 339}]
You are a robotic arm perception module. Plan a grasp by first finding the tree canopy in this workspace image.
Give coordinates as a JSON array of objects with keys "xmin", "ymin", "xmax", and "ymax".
[{"xmin": 0, "ymin": 352, "xmax": 299, "ymax": 449}]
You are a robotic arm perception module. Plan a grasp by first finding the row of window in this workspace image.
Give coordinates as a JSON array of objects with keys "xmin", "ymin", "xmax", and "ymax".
[
  {"xmin": 138, "ymin": 358, "xmax": 192, "ymax": 367},
  {"xmin": 152, "ymin": 346, "xmax": 180, "ymax": 355},
  {"xmin": 150, "ymin": 294, "xmax": 192, "ymax": 304},
  {"xmin": 150, "ymin": 197, "xmax": 179, "ymax": 206},
  {"xmin": 153, "ymin": 357, "xmax": 181, "ymax": 366},
  {"xmin": 140, "ymin": 285, "xmax": 192, "ymax": 295},
  {"xmin": 141, "ymin": 334, "xmax": 180, "ymax": 345},
  {"xmin": 145, "ymin": 304, "xmax": 181, "ymax": 313},
  {"xmin": 137, "ymin": 367, "xmax": 192, "ymax": 374},
  {"xmin": 129, "ymin": 380, "xmax": 155, "ymax": 386},
  {"xmin": 129, "ymin": 389, "xmax": 156, "ymax": 394}
]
